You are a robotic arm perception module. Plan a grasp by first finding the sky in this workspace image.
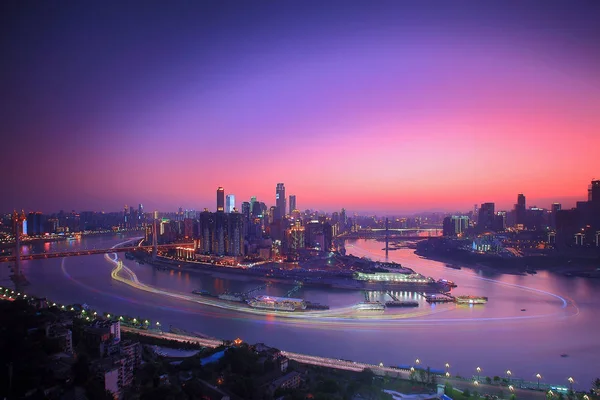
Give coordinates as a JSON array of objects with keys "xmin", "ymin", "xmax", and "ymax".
[{"xmin": 1, "ymin": 1, "xmax": 599, "ymax": 215}]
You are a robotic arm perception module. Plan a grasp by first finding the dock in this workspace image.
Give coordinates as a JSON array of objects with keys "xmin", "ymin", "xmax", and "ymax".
[{"xmin": 422, "ymin": 293, "xmax": 455, "ymax": 303}]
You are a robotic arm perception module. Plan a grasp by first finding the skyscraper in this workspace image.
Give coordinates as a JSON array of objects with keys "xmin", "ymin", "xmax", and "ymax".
[
  {"xmin": 515, "ymin": 193, "xmax": 526, "ymax": 226},
  {"xmin": 138, "ymin": 203, "xmax": 144, "ymax": 225},
  {"xmin": 589, "ymin": 180, "xmax": 600, "ymax": 203},
  {"xmin": 216, "ymin": 187, "xmax": 225, "ymax": 212},
  {"xmin": 478, "ymin": 203, "xmax": 495, "ymax": 231},
  {"xmin": 226, "ymin": 194, "xmax": 235, "ymax": 213},
  {"xmin": 289, "ymin": 195, "xmax": 296, "ymax": 215},
  {"xmin": 275, "ymin": 183, "xmax": 286, "ymax": 221}
]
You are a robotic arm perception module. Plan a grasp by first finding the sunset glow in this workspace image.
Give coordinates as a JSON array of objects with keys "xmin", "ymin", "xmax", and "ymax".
[{"xmin": 2, "ymin": 2, "xmax": 599, "ymax": 213}]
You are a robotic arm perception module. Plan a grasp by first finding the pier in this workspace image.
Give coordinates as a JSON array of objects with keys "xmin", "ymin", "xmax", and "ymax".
[{"xmin": 422, "ymin": 292, "xmax": 455, "ymax": 303}]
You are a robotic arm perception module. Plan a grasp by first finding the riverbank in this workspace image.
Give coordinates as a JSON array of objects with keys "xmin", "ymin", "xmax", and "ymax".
[{"xmin": 415, "ymin": 242, "xmax": 600, "ymax": 278}]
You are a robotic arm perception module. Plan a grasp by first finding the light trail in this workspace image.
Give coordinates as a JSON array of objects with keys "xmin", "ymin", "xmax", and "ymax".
[{"xmin": 53, "ymin": 238, "xmax": 579, "ymax": 326}]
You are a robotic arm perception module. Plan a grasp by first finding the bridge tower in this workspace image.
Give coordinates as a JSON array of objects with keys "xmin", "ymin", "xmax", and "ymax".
[
  {"xmin": 152, "ymin": 217, "xmax": 158, "ymax": 259},
  {"xmin": 12, "ymin": 210, "xmax": 26, "ymax": 285},
  {"xmin": 385, "ymin": 217, "xmax": 389, "ymax": 259}
]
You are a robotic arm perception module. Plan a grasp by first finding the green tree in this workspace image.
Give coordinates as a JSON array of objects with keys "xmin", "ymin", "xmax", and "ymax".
[
  {"xmin": 486, "ymin": 377, "xmax": 492, "ymax": 384},
  {"xmin": 445, "ymin": 383, "xmax": 454, "ymax": 395}
]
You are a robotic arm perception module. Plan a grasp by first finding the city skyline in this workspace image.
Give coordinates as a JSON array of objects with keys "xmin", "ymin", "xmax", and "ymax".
[
  {"xmin": 2, "ymin": 2, "xmax": 599, "ymax": 213},
  {"xmin": 2, "ymin": 180, "xmax": 595, "ymax": 217}
]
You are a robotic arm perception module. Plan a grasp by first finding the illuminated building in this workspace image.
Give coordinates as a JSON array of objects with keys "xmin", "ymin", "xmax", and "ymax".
[
  {"xmin": 138, "ymin": 203, "xmax": 144, "ymax": 225},
  {"xmin": 289, "ymin": 195, "xmax": 296, "ymax": 216},
  {"xmin": 354, "ymin": 271, "xmax": 431, "ymax": 283},
  {"xmin": 226, "ymin": 194, "xmax": 235, "ymax": 213},
  {"xmin": 443, "ymin": 216, "xmax": 469, "ymax": 236},
  {"xmin": 494, "ymin": 211, "xmax": 506, "ymax": 231},
  {"xmin": 197, "ymin": 210, "xmax": 244, "ymax": 256},
  {"xmin": 284, "ymin": 225, "xmax": 305, "ymax": 258},
  {"xmin": 27, "ymin": 212, "xmax": 43, "ymax": 236},
  {"xmin": 216, "ymin": 187, "xmax": 225, "ymax": 212},
  {"xmin": 275, "ymin": 183, "xmax": 285, "ymax": 221}
]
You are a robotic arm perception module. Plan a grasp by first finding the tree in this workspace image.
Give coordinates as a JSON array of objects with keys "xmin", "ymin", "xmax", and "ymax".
[
  {"xmin": 493, "ymin": 376, "xmax": 501, "ymax": 383},
  {"xmin": 593, "ymin": 378, "xmax": 600, "ymax": 394},
  {"xmin": 486, "ymin": 377, "xmax": 492, "ymax": 384},
  {"xmin": 358, "ymin": 368, "xmax": 375, "ymax": 385},
  {"xmin": 445, "ymin": 383, "xmax": 454, "ymax": 395}
]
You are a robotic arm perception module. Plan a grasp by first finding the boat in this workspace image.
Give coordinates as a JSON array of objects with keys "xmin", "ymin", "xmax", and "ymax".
[
  {"xmin": 192, "ymin": 289, "xmax": 216, "ymax": 297},
  {"xmin": 456, "ymin": 296, "xmax": 488, "ymax": 304},
  {"xmin": 218, "ymin": 292, "xmax": 244, "ymax": 302},
  {"xmin": 438, "ymin": 279, "xmax": 458, "ymax": 288},
  {"xmin": 445, "ymin": 265, "xmax": 462, "ymax": 270},
  {"xmin": 353, "ymin": 301, "xmax": 385, "ymax": 311},
  {"xmin": 385, "ymin": 301, "xmax": 419, "ymax": 307},
  {"xmin": 247, "ymin": 295, "xmax": 303, "ymax": 311},
  {"xmin": 304, "ymin": 302, "xmax": 330, "ymax": 310}
]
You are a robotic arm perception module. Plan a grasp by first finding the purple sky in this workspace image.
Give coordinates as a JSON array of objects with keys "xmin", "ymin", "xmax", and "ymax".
[{"xmin": 1, "ymin": 1, "xmax": 599, "ymax": 214}]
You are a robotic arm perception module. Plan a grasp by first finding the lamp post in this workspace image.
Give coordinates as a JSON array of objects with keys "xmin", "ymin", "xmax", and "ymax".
[
  {"xmin": 507, "ymin": 370, "xmax": 512, "ymax": 384},
  {"xmin": 509, "ymin": 386, "xmax": 514, "ymax": 392},
  {"xmin": 477, "ymin": 367, "xmax": 481, "ymax": 382},
  {"xmin": 536, "ymin": 374, "xmax": 542, "ymax": 390},
  {"xmin": 445, "ymin": 363, "xmax": 450, "ymax": 375},
  {"xmin": 568, "ymin": 377, "xmax": 574, "ymax": 392},
  {"xmin": 416, "ymin": 359, "xmax": 420, "ymax": 366}
]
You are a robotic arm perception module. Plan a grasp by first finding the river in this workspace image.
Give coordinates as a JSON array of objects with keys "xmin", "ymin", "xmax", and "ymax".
[{"xmin": 3, "ymin": 234, "xmax": 599, "ymax": 389}]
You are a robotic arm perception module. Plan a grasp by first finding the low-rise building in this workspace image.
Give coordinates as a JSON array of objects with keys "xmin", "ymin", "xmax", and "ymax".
[
  {"xmin": 268, "ymin": 371, "xmax": 302, "ymax": 394},
  {"xmin": 46, "ymin": 324, "xmax": 73, "ymax": 354}
]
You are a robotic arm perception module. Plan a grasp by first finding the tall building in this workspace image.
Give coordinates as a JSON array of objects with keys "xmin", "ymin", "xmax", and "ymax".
[
  {"xmin": 197, "ymin": 209, "xmax": 244, "ymax": 257},
  {"xmin": 589, "ymin": 180, "xmax": 600, "ymax": 203},
  {"xmin": 27, "ymin": 212, "xmax": 43, "ymax": 236},
  {"xmin": 138, "ymin": 204, "xmax": 144, "ymax": 226},
  {"xmin": 515, "ymin": 194, "xmax": 526, "ymax": 226},
  {"xmin": 275, "ymin": 183, "xmax": 286, "ymax": 221},
  {"xmin": 216, "ymin": 187, "xmax": 225, "ymax": 212},
  {"xmin": 226, "ymin": 194, "xmax": 235, "ymax": 213},
  {"xmin": 289, "ymin": 195, "xmax": 296, "ymax": 215},
  {"xmin": 478, "ymin": 203, "xmax": 495, "ymax": 231},
  {"xmin": 443, "ymin": 216, "xmax": 469, "ymax": 236},
  {"xmin": 550, "ymin": 203, "xmax": 561, "ymax": 229}
]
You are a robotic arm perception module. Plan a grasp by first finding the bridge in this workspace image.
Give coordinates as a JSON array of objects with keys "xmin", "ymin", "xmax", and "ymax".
[
  {"xmin": 338, "ymin": 228, "xmax": 441, "ymax": 240},
  {"xmin": 0, "ymin": 243, "xmax": 192, "ymax": 263}
]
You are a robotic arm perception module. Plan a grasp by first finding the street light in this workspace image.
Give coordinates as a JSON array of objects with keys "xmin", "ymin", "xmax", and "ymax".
[
  {"xmin": 568, "ymin": 377, "xmax": 574, "ymax": 392},
  {"xmin": 477, "ymin": 367, "xmax": 481, "ymax": 381},
  {"xmin": 474, "ymin": 381, "xmax": 479, "ymax": 386},
  {"xmin": 507, "ymin": 370, "xmax": 512, "ymax": 383},
  {"xmin": 446, "ymin": 372, "xmax": 450, "ymax": 378},
  {"xmin": 415, "ymin": 359, "xmax": 420, "ymax": 366},
  {"xmin": 536, "ymin": 374, "xmax": 542, "ymax": 389},
  {"xmin": 509, "ymin": 386, "xmax": 514, "ymax": 392}
]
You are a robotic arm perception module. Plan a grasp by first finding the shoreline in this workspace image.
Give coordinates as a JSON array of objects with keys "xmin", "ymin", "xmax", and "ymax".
[{"xmin": 415, "ymin": 249, "xmax": 600, "ymax": 278}]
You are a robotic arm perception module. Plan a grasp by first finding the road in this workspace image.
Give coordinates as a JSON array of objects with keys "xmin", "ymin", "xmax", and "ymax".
[{"xmin": 122, "ymin": 326, "xmax": 552, "ymax": 400}]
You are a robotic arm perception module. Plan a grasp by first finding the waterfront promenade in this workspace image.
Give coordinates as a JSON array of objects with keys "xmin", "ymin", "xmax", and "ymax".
[{"xmin": 121, "ymin": 326, "xmax": 553, "ymax": 400}]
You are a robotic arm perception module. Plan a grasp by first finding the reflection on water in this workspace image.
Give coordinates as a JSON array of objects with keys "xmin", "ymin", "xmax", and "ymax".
[{"xmin": 12, "ymin": 235, "xmax": 600, "ymax": 388}]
